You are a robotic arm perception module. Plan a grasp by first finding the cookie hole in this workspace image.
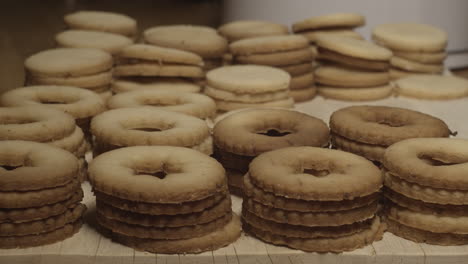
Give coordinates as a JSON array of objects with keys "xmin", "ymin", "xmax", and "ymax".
[
  {"xmin": 135, "ymin": 169, "xmax": 167, "ymax": 179},
  {"xmin": 419, "ymin": 155, "xmax": 464, "ymax": 166},
  {"xmin": 303, "ymin": 168, "xmax": 330, "ymax": 177},
  {"xmin": 257, "ymin": 129, "xmax": 291, "ymax": 137},
  {"xmin": 376, "ymin": 119, "xmax": 405, "ymax": 127},
  {"xmin": 0, "ymin": 165, "xmax": 22, "ymax": 171},
  {"xmin": 143, "ymin": 98, "xmax": 181, "ymax": 106},
  {"xmin": 131, "ymin": 127, "xmax": 162, "ymax": 132}
]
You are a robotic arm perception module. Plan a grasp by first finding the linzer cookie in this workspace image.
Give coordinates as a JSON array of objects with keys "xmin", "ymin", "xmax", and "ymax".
[
  {"xmin": 329, "ymin": 105, "xmax": 450, "ymax": 162},
  {"xmin": 242, "ymin": 147, "xmax": 384, "ymax": 252},
  {"xmin": 55, "ymin": 30, "xmax": 133, "ymax": 55},
  {"xmin": 218, "ymin": 20, "xmax": 288, "ymax": 42},
  {"xmin": 395, "ymin": 75, "xmax": 468, "ymax": 100},
  {"xmin": 89, "ymin": 146, "xmax": 241, "ymax": 253},
  {"xmin": 0, "ymin": 141, "xmax": 85, "ymax": 248},
  {"xmin": 213, "ymin": 108, "xmax": 329, "ymax": 194},
  {"xmin": 383, "ymin": 138, "xmax": 468, "ymax": 245}
]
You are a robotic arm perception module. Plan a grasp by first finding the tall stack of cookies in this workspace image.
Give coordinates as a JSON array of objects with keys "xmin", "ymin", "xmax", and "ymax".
[
  {"xmin": 213, "ymin": 108, "xmax": 329, "ymax": 195},
  {"xmin": 89, "ymin": 146, "xmax": 241, "ymax": 253},
  {"xmin": 0, "ymin": 141, "xmax": 86, "ymax": 248},
  {"xmin": 112, "ymin": 44, "xmax": 204, "ymax": 94},
  {"xmin": 329, "ymin": 105, "xmax": 450, "ymax": 163},
  {"xmin": 383, "ymin": 138, "xmax": 468, "ymax": 245},
  {"xmin": 24, "ymin": 48, "xmax": 114, "ymax": 101},
  {"xmin": 204, "ymin": 65, "xmax": 294, "ymax": 112},
  {"xmin": 229, "ymin": 35, "xmax": 316, "ymax": 102},
  {"xmin": 242, "ymin": 147, "xmax": 385, "ymax": 252},
  {"xmin": 315, "ymin": 35, "xmax": 393, "ymax": 101},
  {"xmin": 144, "ymin": 25, "xmax": 228, "ymax": 72},
  {"xmin": 372, "ymin": 23, "xmax": 447, "ymax": 80},
  {"xmin": 292, "ymin": 13, "xmax": 365, "ymax": 59}
]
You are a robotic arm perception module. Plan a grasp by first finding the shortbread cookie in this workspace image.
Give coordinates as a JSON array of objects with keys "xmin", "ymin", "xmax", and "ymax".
[
  {"xmin": 0, "ymin": 204, "xmax": 85, "ymax": 236},
  {"xmin": 318, "ymin": 85, "xmax": 393, "ymax": 101},
  {"xmin": 290, "ymin": 72, "xmax": 314, "ymax": 90},
  {"xmin": 393, "ymin": 50, "xmax": 447, "ymax": 64},
  {"xmin": 329, "ymin": 105, "xmax": 450, "ymax": 146},
  {"xmin": 249, "ymin": 147, "xmax": 382, "ymax": 200},
  {"xmin": 25, "ymin": 48, "xmax": 113, "ymax": 77},
  {"xmin": 89, "ymin": 146, "xmax": 226, "ymax": 203},
  {"xmin": 290, "ymin": 87, "xmax": 317, "ymax": 102},
  {"xmin": 64, "ymin": 11, "xmax": 137, "ymax": 37},
  {"xmin": 104, "ymin": 214, "xmax": 241, "ymax": 254},
  {"xmin": 243, "ymin": 216, "xmax": 384, "ymax": 253},
  {"xmin": 331, "ymin": 133, "xmax": 385, "ymax": 162},
  {"xmin": 300, "ymin": 29, "xmax": 362, "ymax": 44},
  {"xmin": 207, "ymin": 65, "xmax": 290, "ymax": 93},
  {"xmin": 315, "ymin": 65, "xmax": 390, "ymax": 87},
  {"xmin": 395, "ymin": 75, "xmax": 468, "ymax": 99},
  {"xmin": 144, "ymin": 25, "xmax": 227, "ymax": 58},
  {"xmin": 204, "ymin": 85, "xmax": 289, "ymax": 103},
  {"xmin": 107, "ymin": 90, "xmax": 216, "ymax": 119},
  {"xmin": 0, "ymin": 219, "xmax": 82, "ymax": 248},
  {"xmin": 279, "ymin": 63, "xmax": 313, "ymax": 76},
  {"xmin": 218, "ymin": 20, "xmax": 288, "ymax": 42},
  {"xmin": 214, "ymin": 98, "xmax": 294, "ymax": 112},
  {"xmin": 26, "ymin": 70, "xmax": 112, "ymax": 88},
  {"xmin": 244, "ymin": 175, "xmax": 379, "ymax": 212},
  {"xmin": 234, "ymin": 47, "xmax": 314, "ymax": 66},
  {"xmin": 386, "ymin": 217, "xmax": 468, "ymax": 246},
  {"xmin": 55, "ymin": 30, "xmax": 133, "ymax": 54},
  {"xmin": 111, "ymin": 78, "xmax": 201, "ymax": 93},
  {"xmin": 372, "ymin": 23, "xmax": 447, "ymax": 52},
  {"xmin": 214, "ymin": 109, "xmax": 329, "ymax": 156},
  {"xmin": 293, "ymin": 13, "xmax": 365, "ymax": 32},
  {"xmin": 230, "ymin": 35, "xmax": 309, "ymax": 55},
  {"xmin": 389, "ymin": 68, "xmax": 421, "ymax": 80},
  {"xmin": 113, "ymin": 64, "xmax": 204, "ymax": 78},
  {"xmin": 117, "ymin": 44, "xmax": 203, "ymax": 66},
  {"xmin": 390, "ymin": 57, "xmax": 443, "ymax": 73},
  {"xmin": 318, "ymin": 48, "xmax": 390, "ymax": 71}
]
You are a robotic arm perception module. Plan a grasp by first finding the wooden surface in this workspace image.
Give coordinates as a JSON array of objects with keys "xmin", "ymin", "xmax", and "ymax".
[{"xmin": 1, "ymin": 94, "xmax": 468, "ymax": 264}]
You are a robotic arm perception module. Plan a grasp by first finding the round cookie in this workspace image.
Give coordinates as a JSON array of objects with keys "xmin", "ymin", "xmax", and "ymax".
[
  {"xmin": 318, "ymin": 85, "xmax": 393, "ymax": 101},
  {"xmin": 111, "ymin": 79, "xmax": 201, "ymax": 94},
  {"xmin": 234, "ymin": 48, "xmax": 313, "ymax": 66},
  {"xmin": 230, "ymin": 35, "xmax": 309, "ymax": 55},
  {"xmin": 300, "ymin": 29, "xmax": 363, "ymax": 43},
  {"xmin": 279, "ymin": 63, "xmax": 313, "ymax": 76},
  {"xmin": 26, "ymin": 70, "xmax": 112, "ymax": 88},
  {"xmin": 372, "ymin": 23, "xmax": 447, "ymax": 52},
  {"xmin": 316, "ymin": 35, "xmax": 392, "ymax": 61},
  {"xmin": 290, "ymin": 87, "xmax": 317, "ymax": 102},
  {"xmin": 143, "ymin": 25, "xmax": 227, "ymax": 58},
  {"xmin": 204, "ymin": 86, "xmax": 289, "ymax": 103},
  {"xmin": 218, "ymin": 20, "xmax": 288, "ymax": 42},
  {"xmin": 393, "ymin": 50, "xmax": 447, "ymax": 64},
  {"xmin": 117, "ymin": 44, "xmax": 203, "ymax": 66},
  {"xmin": 395, "ymin": 75, "xmax": 468, "ymax": 99},
  {"xmin": 55, "ymin": 30, "xmax": 133, "ymax": 54},
  {"xmin": 25, "ymin": 48, "xmax": 113, "ymax": 77},
  {"xmin": 315, "ymin": 65, "xmax": 390, "ymax": 87},
  {"xmin": 113, "ymin": 64, "xmax": 204, "ymax": 78},
  {"xmin": 390, "ymin": 57, "xmax": 443, "ymax": 73},
  {"xmin": 64, "ymin": 10, "xmax": 137, "ymax": 37},
  {"xmin": 214, "ymin": 97, "xmax": 294, "ymax": 112},
  {"xmin": 292, "ymin": 13, "xmax": 365, "ymax": 32},
  {"xmin": 290, "ymin": 72, "xmax": 315, "ymax": 90}
]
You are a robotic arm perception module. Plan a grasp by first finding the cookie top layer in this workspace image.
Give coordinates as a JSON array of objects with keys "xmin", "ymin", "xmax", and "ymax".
[
  {"xmin": 64, "ymin": 10, "xmax": 137, "ymax": 36},
  {"xmin": 315, "ymin": 64, "xmax": 390, "ymax": 87},
  {"xmin": 316, "ymin": 35, "xmax": 392, "ymax": 61},
  {"xmin": 218, "ymin": 20, "xmax": 289, "ymax": 42},
  {"xmin": 230, "ymin": 35, "xmax": 309, "ymax": 55},
  {"xmin": 300, "ymin": 29, "xmax": 362, "ymax": 43},
  {"xmin": 292, "ymin": 13, "xmax": 365, "ymax": 32},
  {"xmin": 117, "ymin": 44, "xmax": 203, "ymax": 66},
  {"xmin": 55, "ymin": 30, "xmax": 133, "ymax": 54},
  {"xmin": 395, "ymin": 75, "xmax": 468, "ymax": 99},
  {"xmin": 25, "ymin": 48, "xmax": 113, "ymax": 77},
  {"xmin": 144, "ymin": 25, "xmax": 228, "ymax": 58},
  {"xmin": 206, "ymin": 65, "xmax": 290, "ymax": 93},
  {"xmin": 372, "ymin": 23, "xmax": 447, "ymax": 52}
]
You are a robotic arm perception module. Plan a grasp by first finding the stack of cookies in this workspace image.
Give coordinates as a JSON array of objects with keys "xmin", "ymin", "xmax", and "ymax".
[
  {"xmin": 242, "ymin": 147, "xmax": 385, "ymax": 252},
  {"xmin": 89, "ymin": 146, "xmax": 241, "ymax": 253},
  {"xmin": 329, "ymin": 105, "xmax": 450, "ymax": 163},
  {"xmin": 24, "ymin": 48, "xmax": 114, "ymax": 101},
  {"xmin": 372, "ymin": 23, "xmax": 447, "ymax": 80},
  {"xmin": 229, "ymin": 35, "xmax": 316, "ymax": 102},
  {"xmin": 0, "ymin": 141, "xmax": 86, "ymax": 248},
  {"xmin": 112, "ymin": 44, "xmax": 204, "ymax": 93},
  {"xmin": 315, "ymin": 35, "xmax": 393, "ymax": 101},
  {"xmin": 383, "ymin": 138, "xmax": 468, "ymax": 245},
  {"xmin": 64, "ymin": 10, "xmax": 138, "ymax": 39},
  {"xmin": 0, "ymin": 106, "xmax": 89, "ymax": 181},
  {"xmin": 213, "ymin": 108, "xmax": 329, "ymax": 195},
  {"xmin": 144, "ymin": 25, "xmax": 228, "ymax": 72},
  {"xmin": 292, "ymin": 13, "xmax": 365, "ymax": 58},
  {"xmin": 204, "ymin": 65, "xmax": 294, "ymax": 112}
]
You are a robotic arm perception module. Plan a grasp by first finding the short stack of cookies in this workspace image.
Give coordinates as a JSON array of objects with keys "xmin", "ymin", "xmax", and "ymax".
[
  {"xmin": 89, "ymin": 146, "xmax": 241, "ymax": 253},
  {"xmin": 112, "ymin": 44, "xmax": 204, "ymax": 94},
  {"xmin": 315, "ymin": 35, "xmax": 393, "ymax": 101},
  {"xmin": 24, "ymin": 48, "xmax": 114, "ymax": 101},
  {"xmin": 204, "ymin": 65, "xmax": 294, "ymax": 112},
  {"xmin": 372, "ymin": 23, "xmax": 447, "ymax": 80},
  {"xmin": 144, "ymin": 25, "xmax": 228, "ymax": 72},
  {"xmin": 0, "ymin": 141, "xmax": 86, "ymax": 248},
  {"xmin": 292, "ymin": 13, "xmax": 365, "ymax": 58},
  {"xmin": 329, "ymin": 105, "xmax": 451, "ymax": 163},
  {"xmin": 383, "ymin": 138, "xmax": 468, "ymax": 245},
  {"xmin": 213, "ymin": 108, "xmax": 329, "ymax": 195},
  {"xmin": 0, "ymin": 106, "xmax": 90, "ymax": 181},
  {"xmin": 229, "ymin": 35, "xmax": 316, "ymax": 102},
  {"xmin": 242, "ymin": 147, "xmax": 385, "ymax": 252}
]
